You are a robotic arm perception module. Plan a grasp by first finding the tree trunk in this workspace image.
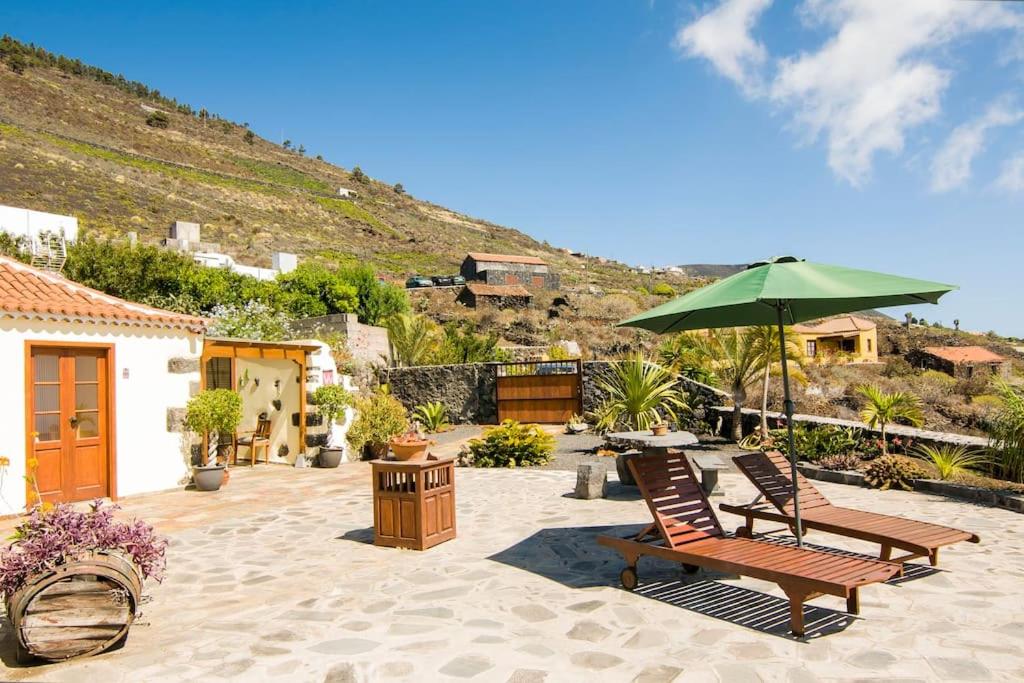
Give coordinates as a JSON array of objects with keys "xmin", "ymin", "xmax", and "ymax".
[
  {"xmin": 759, "ymin": 364, "xmax": 771, "ymax": 436},
  {"xmin": 731, "ymin": 386, "xmax": 747, "ymax": 442},
  {"xmin": 880, "ymin": 423, "xmax": 888, "ymax": 456}
]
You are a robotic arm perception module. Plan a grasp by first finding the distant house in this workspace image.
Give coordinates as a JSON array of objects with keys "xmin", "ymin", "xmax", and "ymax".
[
  {"xmin": 337, "ymin": 187, "xmax": 358, "ymax": 198},
  {"xmin": 457, "ymin": 282, "xmax": 532, "ymax": 309},
  {"xmin": 912, "ymin": 346, "xmax": 1009, "ymax": 379},
  {"xmin": 460, "ymin": 252, "xmax": 560, "ymax": 290},
  {"xmin": 793, "ymin": 315, "xmax": 878, "ymax": 363}
]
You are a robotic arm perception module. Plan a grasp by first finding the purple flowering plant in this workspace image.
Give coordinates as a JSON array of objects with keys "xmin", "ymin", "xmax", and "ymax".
[{"xmin": 0, "ymin": 500, "xmax": 167, "ymax": 598}]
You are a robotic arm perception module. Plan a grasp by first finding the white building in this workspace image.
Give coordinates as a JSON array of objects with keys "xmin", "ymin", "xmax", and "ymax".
[
  {"xmin": 337, "ymin": 187, "xmax": 358, "ymax": 198},
  {"xmin": 0, "ymin": 254, "xmax": 206, "ymax": 514},
  {"xmin": 0, "ymin": 204, "xmax": 79, "ymax": 243}
]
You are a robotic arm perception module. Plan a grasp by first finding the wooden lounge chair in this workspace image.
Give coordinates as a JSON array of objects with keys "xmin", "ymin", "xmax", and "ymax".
[
  {"xmin": 597, "ymin": 452, "xmax": 900, "ymax": 636},
  {"xmin": 720, "ymin": 451, "xmax": 980, "ymax": 566}
]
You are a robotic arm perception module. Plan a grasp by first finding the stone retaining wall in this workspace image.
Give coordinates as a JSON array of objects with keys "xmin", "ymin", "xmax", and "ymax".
[{"xmin": 386, "ymin": 364, "xmax": 498, "ymax": 424}]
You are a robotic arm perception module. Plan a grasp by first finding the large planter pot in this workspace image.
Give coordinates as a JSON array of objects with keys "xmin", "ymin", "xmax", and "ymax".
[
  {"xmin": 365, "ymin": 442, "xmax": 389, "ymax": 460},
  {"xmin": 389, "ymin": 438, "xmax": 430, "ymax": 462},
  {"xmin": 319, "ymin": 448, "xmax": 344, "ymax": 468},
  {"xmin": 193, "ymin": 464, "xmax": 225, "ymax": 492},
  {"xmin": 6, "ymin": 550, "xmax": 142, "ymax": 663}
]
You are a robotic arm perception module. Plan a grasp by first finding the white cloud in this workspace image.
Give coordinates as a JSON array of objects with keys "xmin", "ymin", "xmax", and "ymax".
[
  {"xmin": 996, "ymin": 153, "xmax": 1024, "ymax": 193},
  {"xmin": 930, "ymin": 99, "xmax": 1024, "ymax": 192},
  {"xmin": 676, "ymin": 0, "xmax": 1024, "ymax": 187},
  {"xmin": 674, "ymin": 0, "xmax": 773, "ymax": 97}
]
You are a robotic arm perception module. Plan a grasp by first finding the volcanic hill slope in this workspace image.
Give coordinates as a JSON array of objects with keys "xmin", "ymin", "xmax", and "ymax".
[{"xmin": 0, "ymin": 41, "xmax": 654, "ymax": 291}]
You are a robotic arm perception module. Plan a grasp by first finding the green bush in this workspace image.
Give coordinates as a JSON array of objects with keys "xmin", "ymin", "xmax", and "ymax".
[
  {"xmin": 465, "ymin": 420, "xmax": 555, "ymax": 468},
  {"xmin": 652, "ymin": 282, "xmax": 676, "ymax": 297},
  {"xmin": 311, "ymin": 385, "xmax": 352, "ymax": 425},
  {"xmin": 347, "ymin": 391, "xmax": 408, "ymax": 453},
  {"xmin": 146, "ymin": 111, "xmax": 170, "ymax": 128}
]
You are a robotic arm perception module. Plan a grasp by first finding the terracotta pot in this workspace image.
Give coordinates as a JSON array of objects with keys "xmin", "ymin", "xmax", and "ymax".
[
  {"xmin": 651, "ymin": 424, "xmax": 668, "ymax": 436},
  {"xmin": 389, "ymin": 438, "xmax": 430, "ymax": 461}
]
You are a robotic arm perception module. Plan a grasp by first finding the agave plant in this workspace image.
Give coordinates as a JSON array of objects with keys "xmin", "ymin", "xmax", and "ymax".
[
  {"xmin": 857, "ymin": 385, "xmax": 924, "ymax": 455},
  {"xmin": 594, "ymin": 352, "xmax": 690, "ymax": 432},
  {"xmin": 913, "ymin": 444, "xmax": 988, "ymax": 481},
  {"xmin": 413, "ymin": 401, "xmax": 450, "ymax": 433}
]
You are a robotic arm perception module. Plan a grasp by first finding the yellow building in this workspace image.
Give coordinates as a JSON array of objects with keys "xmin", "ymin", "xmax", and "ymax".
[{"xmin": 793, "ymin": 315, "xmax": 879, "ymax": 364}]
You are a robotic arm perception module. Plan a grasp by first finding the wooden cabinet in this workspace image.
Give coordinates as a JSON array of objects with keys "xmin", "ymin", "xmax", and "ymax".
[{"xmin": 371, "ymin": 456, "xmax": 456, "ymax": 550}]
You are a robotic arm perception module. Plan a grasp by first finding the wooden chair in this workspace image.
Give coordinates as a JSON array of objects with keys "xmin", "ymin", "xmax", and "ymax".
[
  {"xmin": 596, "ymin": 451, "xmax": 900, "ymax": 636},
  {"xmin": 720, "ymin": 451, "xmax": 980, "ymax": 566},
  {"xmin": 234, "ymin": 418, "xmax": 271, "ymax": 467}
]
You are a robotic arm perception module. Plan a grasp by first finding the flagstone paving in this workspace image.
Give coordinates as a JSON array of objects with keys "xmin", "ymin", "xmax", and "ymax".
[{"xmin": 1, "ymin": 450, "xmax": 1022, "ymax": 682}]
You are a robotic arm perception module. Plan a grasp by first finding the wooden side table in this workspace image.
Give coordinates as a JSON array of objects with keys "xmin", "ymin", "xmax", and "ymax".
[{"xmin": 370, "ymin": 456, "xmax": 456, "ymax": 550}]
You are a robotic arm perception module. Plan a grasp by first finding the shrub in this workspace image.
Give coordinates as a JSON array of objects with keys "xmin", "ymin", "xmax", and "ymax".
[
  {"xmin": 413, "ymin": 401, "xmax": 450, "ymax": 433},
  {"xmin": 347, "ymin": 391, "xmax": 408, "ymax": 453},
  {"xmin": 394, "ymin": 183, "xmax": 405, "ymax": 194},
  {"xmin": 208, "ymin": 301, "xmax": 293, "ymax": 341},
  {"xmin": 243, "ymin": 130, "xmax": 255, "ymax": 145},
  {"xmin": 0, "ymin": 501, "xmax": 167, "ymax": 598},
  {"xmin": 594, "ymin": 353, "xmax": 690, "ymax": 432},
  {"xmin": 913, "ymin": 444, "xmax": 988, "ymax": 481},
  {"xmin": 546, "ymin": 344, "xmax": 572, "ymax": 361},
  {"xmin": 652, "ymin": 282, "xmax": 676, "ymax": 297},
  {"xmin": 987, "ymin": 380, "xmax": 1024, "ymax": 483},
  {"xmin": 857, "ymin": 385, "xmax": 924, "ymax": 455},
  {"xmin": 863, "ymin": 455, "xmax": 927, "ymax": 491},
  {"xmin": 818, "ymin": 453, "xmax": 863, "ymax": 472},
  {"xmin": 465, "ymin": 420, "xmax": 555, "ymax": 468},
  {"xmin": 882, "ymin": 357, "xmax": 915, "ymax": 378},
  {"xmin": 351, "ymin": 166, "xmax": 368, "ymax": 183},
  {"xmin": 146, "ymin": 110, "xmax": 170, "ymax": 128},
  {"xmin": 311, "ymin": 385, "xmax": 352, "ymax": 425},
  {"xmin": 920, "ymin": 369, "xmax": 956, "ymax": 389}
]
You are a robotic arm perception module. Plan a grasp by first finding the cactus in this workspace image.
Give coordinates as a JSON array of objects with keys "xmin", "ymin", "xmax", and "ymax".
[{"xmin": 863, "ymin": 456, "xmax": 927, "ymax": 491}]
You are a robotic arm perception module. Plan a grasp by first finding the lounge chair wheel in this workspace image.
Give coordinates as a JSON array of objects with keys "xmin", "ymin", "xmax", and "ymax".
[
  {"xmin": 682, "ymin": 563, "xmax": 700, "ymax": 575},
  {"xmin": 789, "ymin": 524, "xmax": 805, "ymax": 537},
  {"xmin": 735, "ymin": 525, "xmax": 752, "ymax": 539},
  {"xmin": 619, "ymin": 566, "xmax": 638, "ymax": 591}
]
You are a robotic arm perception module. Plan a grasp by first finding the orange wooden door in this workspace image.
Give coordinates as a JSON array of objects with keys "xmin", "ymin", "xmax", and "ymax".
[{"xmin": 30, "ymin": 349, "xmax": 109, "ymax": 503}]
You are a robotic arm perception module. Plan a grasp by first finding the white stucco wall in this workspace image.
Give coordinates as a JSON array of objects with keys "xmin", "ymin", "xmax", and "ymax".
[{"xmin": 0, "ymin": 318, "xmax": 200, "ymax": 515}]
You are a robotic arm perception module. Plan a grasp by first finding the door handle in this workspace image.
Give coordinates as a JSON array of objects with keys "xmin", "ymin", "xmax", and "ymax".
[{"xmin": 69, "ymin": 416, "xmax": 79, "ymax": 428}]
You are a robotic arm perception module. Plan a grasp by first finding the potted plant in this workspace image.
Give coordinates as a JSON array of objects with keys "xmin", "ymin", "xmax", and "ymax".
[
  {"xmin": 184, "ymin": 389, "xmax": 243, "ymax": 491},
  {"xmin": 311, "ymin": 384, "xmax": 353, "ymax": 468},
  {"xmin": 347, "ymin": 390, "xmax": 408, "ymax": 460},
  {"xmin": 0, "ymin": 501, "xmax": 167, "ymax": 662},
  {"xmin": 651, "ymin": 415, "xmax": 668, "ymax": 437},
  {"xmin": 389, "ymin": 428, "xmax": 432, "ymax": 461}
]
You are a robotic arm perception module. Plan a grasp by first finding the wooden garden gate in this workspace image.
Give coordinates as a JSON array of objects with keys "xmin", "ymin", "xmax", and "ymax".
[{"xmin": 495, "ymin": 360, "xmax": 583, "ymax": 424}]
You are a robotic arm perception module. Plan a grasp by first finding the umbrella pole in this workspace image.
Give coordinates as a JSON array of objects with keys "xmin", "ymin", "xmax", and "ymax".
[{"xmin": 776, "ymin": 303, "xmax": 804, "ymax": 547}]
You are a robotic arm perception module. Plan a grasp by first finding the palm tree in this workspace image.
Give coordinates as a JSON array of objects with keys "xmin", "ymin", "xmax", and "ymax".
[
  {"xmin": 750, "ymin": 326, "xmax": 805, "ymax": 437},
  {"xmin": 857, "ymin": 385, "xmax": 924, "ymax": 454},
  {"xmin": 689, "ymin": 329, "xmax": 771, "ymax": 441},
  {"xmin": 385, "ymin": 313, "xmax": 440, "ymax": 367},
  {"xmin": 594, "ymin": 352, "xmax": 690, "ymax": 432},
  {"xmin": 988, "ymin": 379, "xmax": 1024, "ymax": 483}
]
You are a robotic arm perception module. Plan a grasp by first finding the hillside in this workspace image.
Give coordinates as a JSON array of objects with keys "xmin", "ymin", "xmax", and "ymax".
[{"xmin": 0, "ymin": 38, "xmax": 663, "ymax": 296}]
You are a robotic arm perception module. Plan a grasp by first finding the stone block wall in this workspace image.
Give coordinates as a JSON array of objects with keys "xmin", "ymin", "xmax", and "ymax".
[
  {"xmin": 291, "ymin": 313, "xmax": 391, "ymax": 366},
  {"xmin": 386, "ymin": 364, "xmax": 498, "ymax": 424}
]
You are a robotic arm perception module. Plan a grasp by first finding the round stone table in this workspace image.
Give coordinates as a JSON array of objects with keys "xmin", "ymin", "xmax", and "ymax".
[{"xmin": 606, "ymin": 430, "xmax": 700, "ymax": 486}]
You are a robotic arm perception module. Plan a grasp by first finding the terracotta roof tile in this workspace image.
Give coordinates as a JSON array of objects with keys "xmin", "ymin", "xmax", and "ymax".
[
  {"xmin": 465, "ymin": 252, "xmax": 547, "ymax": 266},
  {"xmin": 793, "ymin": 315, "xmax": 876, "ymax": 335},
  {"xmin": 464, "ymin": 282, "xmax": 532, "ymax": 297},
  {"xmin": 922, "ymin": 346, "xmax": 1006, "ymax": 364},
  {"xmin": 0, "ymin": 255, "xmax": 206, "ymax": 332}
]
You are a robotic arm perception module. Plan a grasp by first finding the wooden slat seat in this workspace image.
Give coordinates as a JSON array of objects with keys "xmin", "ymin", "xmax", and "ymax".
[
  {"xmin": 721, "ymin": 451, "xmax": 980, "ymax": 565},
  {"xmin": 597, "ymin": 451, "xmax": 900, "ymax": 635}
]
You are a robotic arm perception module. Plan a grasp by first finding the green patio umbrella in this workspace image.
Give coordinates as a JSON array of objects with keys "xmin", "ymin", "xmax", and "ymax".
[{"xmin": 619, "ymin": 256, "xmax": 956, "ymax": 546}]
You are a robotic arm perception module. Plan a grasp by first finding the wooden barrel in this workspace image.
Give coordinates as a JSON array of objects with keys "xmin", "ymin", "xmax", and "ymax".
[{"xmin": 5, "ymin": 551, "xmax": 142, "ymax": 662}]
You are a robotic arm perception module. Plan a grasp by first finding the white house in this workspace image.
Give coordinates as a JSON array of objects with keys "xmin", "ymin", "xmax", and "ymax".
[
  {"xmin": 0, "ymin": 254, "xmax": 206, "ymax": 514},
  {"xmin": 0, "ymin": 205, "xmax": 79, "ymax": 243}
]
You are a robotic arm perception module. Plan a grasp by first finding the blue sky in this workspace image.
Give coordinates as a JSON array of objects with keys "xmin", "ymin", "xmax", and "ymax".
[{"xmin": 3, "ymin": 1, "xmax": 1024, "ymax": 336}]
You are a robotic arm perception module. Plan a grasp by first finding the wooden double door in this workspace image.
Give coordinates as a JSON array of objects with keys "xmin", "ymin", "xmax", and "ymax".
[{"xmin": 29, "ymin": 346, "xmax": 112, "ymax": 504}]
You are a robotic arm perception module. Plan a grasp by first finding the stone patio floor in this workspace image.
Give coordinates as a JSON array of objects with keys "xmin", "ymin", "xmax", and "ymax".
[{"xmin": 1, "ymin": 444, "xmax": 1022, "ymax": 682}]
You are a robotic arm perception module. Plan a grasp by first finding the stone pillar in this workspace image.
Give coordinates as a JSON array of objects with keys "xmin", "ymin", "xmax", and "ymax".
[{"xmin": 575, "ymin": 463, "xmax": 607, "ymax": 499}]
